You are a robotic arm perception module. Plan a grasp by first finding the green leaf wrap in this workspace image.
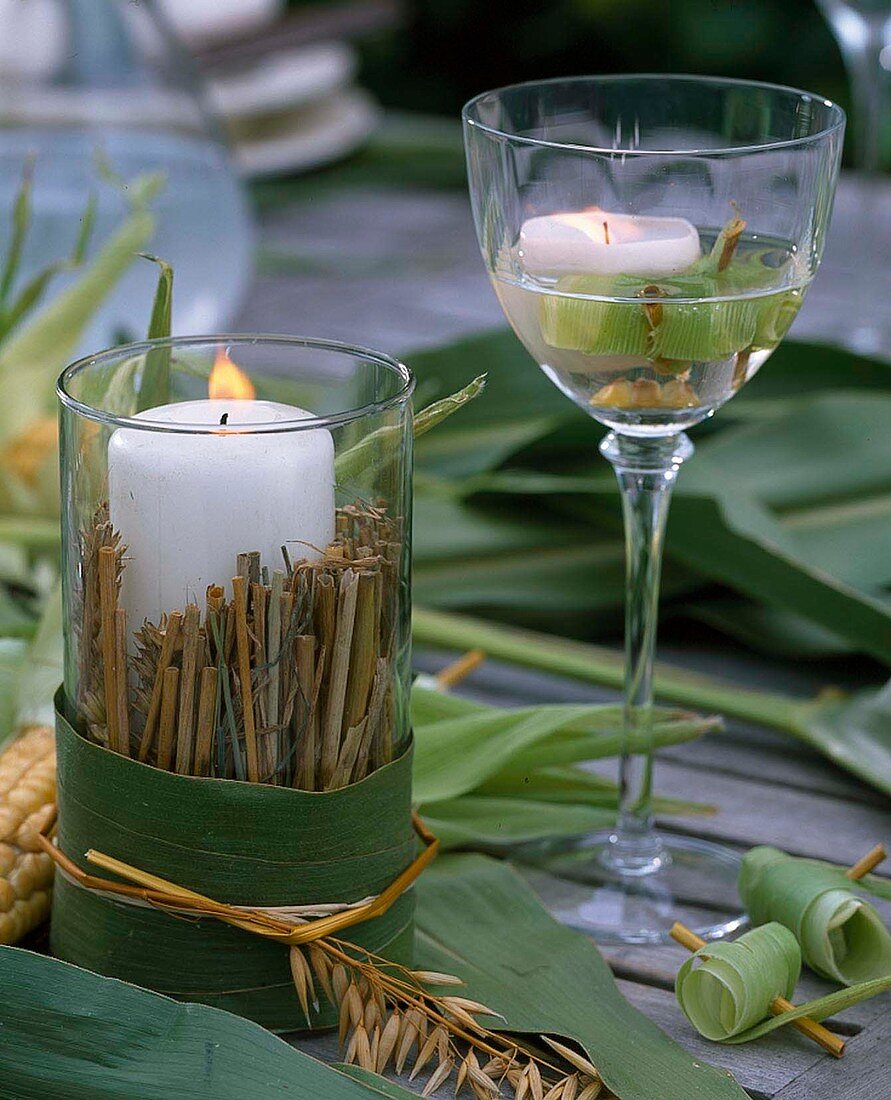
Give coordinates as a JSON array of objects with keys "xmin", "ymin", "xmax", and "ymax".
[
  {"xmin": 51, "ymin": 694, "xmax": 416, "ymax": 1032},
  {"xmin": 675, "ymin": 922, "xmax": 800, "ymax": 1040},
  {"xmin": 739, "ymin": 846, "xmax": 891, "ymax": 985}
]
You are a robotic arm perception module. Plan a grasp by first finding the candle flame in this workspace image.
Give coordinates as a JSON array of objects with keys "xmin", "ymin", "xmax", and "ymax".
[{"xmin": 209, "ymin": 347, "xmax": 255, "ymax": 401}]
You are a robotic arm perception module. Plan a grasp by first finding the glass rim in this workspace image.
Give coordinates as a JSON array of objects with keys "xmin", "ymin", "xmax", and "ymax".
[
  {"xmin": 462, "ymin": 73, "xmax": 846, "ymax": 157},
  {"xmin": 57, "ymin": 333, "xmax": 415, "ymax": 435}
]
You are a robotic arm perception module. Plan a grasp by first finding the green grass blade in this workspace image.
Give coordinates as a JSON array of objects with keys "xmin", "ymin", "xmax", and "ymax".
[
  {"xmin": 725, "ymin": 975, "xmax": 891, "ymax": 1043},
  {"xmin": 135, "ymin": 253, "xmax": 174, "ymax": 409},
  {"xmin": 335, "ymin": 375, "xmax": 486, "ymax": 486},
  {"xmin": 0, "ymin": 159, "xmax": 33, "ymax": 305}
]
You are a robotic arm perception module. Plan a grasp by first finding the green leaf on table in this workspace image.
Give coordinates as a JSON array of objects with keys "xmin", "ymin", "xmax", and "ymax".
[
  {"xmin": 788, "ymin": 680, "xmax": 891, "ymax": 795},
  {"xmin": 667, "ymin": 484, "xmax": 891, "ymax": 664},
  {"xmin": 412, "ymin": 607, "xmax": 891, "ymax": 796},
  {"xmin": 462, "ymin": 433, "xmax": 888, "ymax": 660},
  {"xmin": 476, "ymin": 763, "xmax": 715, "ymax": 815},
  {"xmin": 684, "ymin": 599, "xmax": 853, "ymax": 658},
  {"xmin": 421, "ymin": 786, "xmax": 711, "ymax": 851},
  {"xmin": 0, "ymin": 947, "xmax": 402, "ymax": 1099},
  {"xmin": 412, "ymin": 493, "xmax": 695, "ymax": 622},
  {"xmin": 414, "ymin": 853, "xmax": 749, "ymax": 1100},
  {"xmin": 420, "ymin": 795, "xmax": 616, "ymax": 850},
  {"xmin": 411, "ymin": 684, "xmax": 718, "ymax": 804},
  {"xmin": 0, "ymin": 587, "xmax": 35, "ymax": 638}
]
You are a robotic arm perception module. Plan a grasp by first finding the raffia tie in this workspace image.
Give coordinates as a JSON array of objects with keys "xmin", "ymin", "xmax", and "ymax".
[{"xmin": 39, "ymin": 812, "xmax": 438, "ymax": 947}]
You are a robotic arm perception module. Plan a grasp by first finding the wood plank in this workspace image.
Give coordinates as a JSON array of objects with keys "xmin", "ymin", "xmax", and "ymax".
[
  {"xmin": 771, "ymin": 1010, "xmax": 891, "ymax": 1099},
  {"xmin": 616, "ymin": 979, "xmax": 821, "ymax": 1099},
  {"xmin": 643, "ymin": 761, "xmax": 890, "ymax": 865}
]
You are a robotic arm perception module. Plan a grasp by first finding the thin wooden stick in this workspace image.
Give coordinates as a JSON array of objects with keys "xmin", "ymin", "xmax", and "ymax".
[
  {"xmin": 669, "ymin": 922, "xmax": 846, "ymax": 1058},
  {"xmin": 294, "ymin": 635, "xmax": 317, "ymax": 790},
  {"xmin": 232, "ymin": 575, "xmax": 260, "ymax": 783},
  {"xmin": 268, "ymin": 572, "xmax": 284, "ymax": 726},
  {"xmin": 846, "ymin": 844, "xmax": 886, "ymax": 881},
  {"xmin": 98, "ymin": 546, "xmax": 121, "ymax": 754},
  {"xmin": 343, "ymin": 572, "xmax": 376, "ymax": 731},
  {"xmin": 436, "ymin": 649, "xmax": 486, "ymax": 689},
  {"xmin": 156, "ymin": 667, "xmax": 179, "ymax": 771},
  {"xmin": 137, "ymin": 610, "xmax": 182, "ymax": 762},
  {"xmin": 330, "ymin": 718, "xmax": 367, "ymax": 790},
  {"xmin": 114, "ymin": 609, "xmax": 131, "ymax": 757},
  {"xmin": 175, "ymin": 605, "xmax": 201, "ymax": 775},
  {"xmin": 252, "ymin": 581, "xmax": 272, "ymax": 777},
  {"xmin": 320, "ymin": 570, "xmax": 359, "ymax": 786},
  {"xmin": 193, "ymin": 667, "xmax": 218, "ymax": 777}
]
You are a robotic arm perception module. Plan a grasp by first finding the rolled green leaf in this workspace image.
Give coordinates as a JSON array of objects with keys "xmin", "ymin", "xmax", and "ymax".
[
  {"xmin": 675, "ymin": 922, "xmax": 801, "ymax": 1040},
  {"xmin": 739, "ymin": 846, "xmax": 891, "ymax": 985}
]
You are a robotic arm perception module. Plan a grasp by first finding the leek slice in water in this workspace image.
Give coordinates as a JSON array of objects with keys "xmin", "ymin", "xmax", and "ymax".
[
  {"xmin": 739, "ymin": 846, "xmax": 891, "ymax": 985},
  {"xmin": 538, "ymin": 242, "xmax": 800, "ymax": 362},
  {"xmin": 675, "ymin": 922, "xmax": 801, "ymax": 1040}
]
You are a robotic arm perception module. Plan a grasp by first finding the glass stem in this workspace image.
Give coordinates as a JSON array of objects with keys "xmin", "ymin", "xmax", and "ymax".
[{"xmin": 599, "ymin": 430, "xmax": 693, "ymax": 875}]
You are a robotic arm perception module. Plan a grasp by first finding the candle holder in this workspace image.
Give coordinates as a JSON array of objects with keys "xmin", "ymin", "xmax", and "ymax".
[{"xmin": 53, "ymin": 335, "xmax": 416, "ymax": 1029}]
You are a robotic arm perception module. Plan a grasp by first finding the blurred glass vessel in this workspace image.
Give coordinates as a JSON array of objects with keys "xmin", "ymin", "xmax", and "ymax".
[{"xmin": 0, "ymin": 0, "xmax": 253, "ymax": 349}]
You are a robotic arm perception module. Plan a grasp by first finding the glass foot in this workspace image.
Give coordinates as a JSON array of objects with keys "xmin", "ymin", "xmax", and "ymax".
[{"xmin": 512, "ymin": 831, "xmax": 747, "ymax": 945}]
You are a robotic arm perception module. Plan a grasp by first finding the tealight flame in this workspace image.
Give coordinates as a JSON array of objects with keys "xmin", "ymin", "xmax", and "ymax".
[{"xmin": 209, "ymin": 347, "xmax": 255, "ymax": 401}]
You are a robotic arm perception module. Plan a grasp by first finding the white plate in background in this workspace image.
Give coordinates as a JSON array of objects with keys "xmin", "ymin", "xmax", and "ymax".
[
  {"xmin": 233, "ymin": 88, "xmax": 379, "ymax": 178},
  {"xmin": 208, "ymin": 43, "xmax": 357, "ymax": 120}
]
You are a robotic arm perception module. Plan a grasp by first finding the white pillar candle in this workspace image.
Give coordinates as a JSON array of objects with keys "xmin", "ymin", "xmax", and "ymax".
[
  {"xmin": 519, "ymin": 210, "xmax": 701, "ymax": 278},
  {"xmin": 107, "ymin": 398, "xmax": 335, "ymax": 636}
]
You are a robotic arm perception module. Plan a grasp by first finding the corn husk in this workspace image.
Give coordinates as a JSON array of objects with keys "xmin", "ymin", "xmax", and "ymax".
[
  {"xmin": 675, "ymin": 922, "xmax": 800, "ymax": 1040},
  {"xmin": 739, "ymin": 845, "xmax": 891, "ymax": 985}
]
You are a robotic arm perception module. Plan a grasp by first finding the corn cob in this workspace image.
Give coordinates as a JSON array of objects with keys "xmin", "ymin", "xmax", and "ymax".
[{"xmin": 0, "ymin": 725, "xmax": 56, "ymax": 945}]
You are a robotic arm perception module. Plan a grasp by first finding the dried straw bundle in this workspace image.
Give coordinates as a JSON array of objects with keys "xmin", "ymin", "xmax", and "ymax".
[{"xmin": 76, "ymin": 501, "xmax": 404, "ymax": 790}]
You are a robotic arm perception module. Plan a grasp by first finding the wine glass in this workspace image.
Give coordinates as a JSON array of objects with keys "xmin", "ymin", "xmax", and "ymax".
[{"xmin": 463, "ymin": 76, "xmax": 844, "ymax": 944}]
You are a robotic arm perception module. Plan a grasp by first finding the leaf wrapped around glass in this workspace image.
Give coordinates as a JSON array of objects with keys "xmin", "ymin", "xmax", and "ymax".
[{"xmin": 463, "ymin": 76, "xmax": 844, "ymax": 943}]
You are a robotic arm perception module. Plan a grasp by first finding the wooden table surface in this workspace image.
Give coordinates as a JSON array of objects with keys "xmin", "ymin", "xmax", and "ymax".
[{"xmin": 237, "ymin": 184, "xmax": 891, "ymax": 1100}]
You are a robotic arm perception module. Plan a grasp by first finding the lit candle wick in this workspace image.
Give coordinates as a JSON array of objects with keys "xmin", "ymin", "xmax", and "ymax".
[
  {"xmin": 603, "ymin": 220, "xmax": 611, "ymax": 245},
  {"xmin": 219, "ymin": 412, "xmax": 229, "ymax": 426}
]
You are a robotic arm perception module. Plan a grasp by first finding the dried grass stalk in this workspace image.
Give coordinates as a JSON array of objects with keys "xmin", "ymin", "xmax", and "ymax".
[{"xmin": 78, "ymin": 502, "xmax": 404, "ymax": 792}]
